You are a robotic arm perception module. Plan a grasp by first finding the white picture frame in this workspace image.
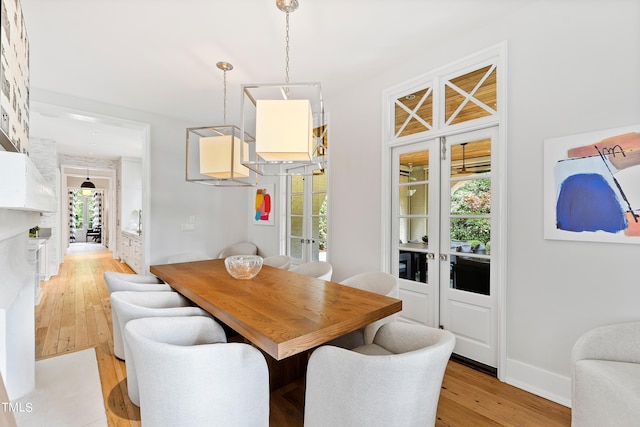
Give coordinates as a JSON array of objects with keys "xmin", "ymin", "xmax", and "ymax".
[
  {"xmin": 543, "ymin": 124, "xmax": 640, "ymax": 244},
  {"xmin": 251, "ymin": 184, "xmax": 274, "ymax": 226}
]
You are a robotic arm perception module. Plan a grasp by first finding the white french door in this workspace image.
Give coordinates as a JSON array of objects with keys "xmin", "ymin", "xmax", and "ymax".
[
  {"xmin": 391, "ymin": 138, "xmax": 440, "ymax": 327},
  {"xmin": 286, "ymin": 167, "xmax": 328, "ymax": 266},
  {"xmin": 392, "ymin": 126, "xmax": 498, "ymax": 369},
  {"xmin": 439, "ymin": 127, "xmax": 497, "ymax": 368}
]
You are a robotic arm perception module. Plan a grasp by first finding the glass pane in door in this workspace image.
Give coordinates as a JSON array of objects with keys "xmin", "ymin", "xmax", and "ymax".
[
  {"xmin": 447, "ymin": 138, "xmax": 492, "ymax": 295},
  {"xmin": 398, "ymin": 150, "xmax": 430, "ymax": 283},
  {"xmin": 289, "ymin": 238, "xmax": 303, "ymax": 260},
  {"xmin": 287, "ymin": 166, "xmax": 329, "ymax": 265},
  {"xmin": 450, "ymin": 253, "xmax": 490, "ymax": 295},
  {"xmin": 312, "ymin": 172, "xmax": 328, "ymax": 261}
]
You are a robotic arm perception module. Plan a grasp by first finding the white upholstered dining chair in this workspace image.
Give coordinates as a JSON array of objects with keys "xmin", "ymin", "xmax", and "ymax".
[
  {"xmin": 166, "ymin": 252, "xmax": 213, "ymax": 263},
  {"xmin": 125, "ymin": 316, "xmax": 269, "ymax": 427},
  {"xmin": 327, "ymin": 271, "xmax": 400, "ymax": 349},
  {"xmin": 103, "ymin": 271, "xmax": 169, "ymax": 293},
  {"xmin": 110, "ymin": 291, "xmax": 212, "ymax": 405},
  {"xmin": 289, "ymin": 261, "xmax": 333, "ymax": 281},
  {"xmin": 218, "ymin": 242, "xmax": 258, "ymax": 258},
  {"xmin": 104, "ymin": 272, "xmax": 173, "ymax": 363},
  {"xmin": 305, "ymin": 322, "xmax": 455, "ymax": 427},
  {"xmin": 262, "ymin": 255, "xmax": 291, "ymax": 269}
]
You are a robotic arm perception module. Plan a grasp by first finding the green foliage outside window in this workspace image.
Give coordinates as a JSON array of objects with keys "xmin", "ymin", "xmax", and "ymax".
[
  {"xmin": 318, "ymin": 197, "xmax": 328, "ymax": 250},
  {"xmin": 73, "ymin": 190, "xmax": 96, "ymax": 229},
  {"xmin": 74, "ymin": 191, "xmax": 85, "ymax": 229},
  {"xmin": 450, "ymin": 179, "xmax": 491, "ymax": 245}
]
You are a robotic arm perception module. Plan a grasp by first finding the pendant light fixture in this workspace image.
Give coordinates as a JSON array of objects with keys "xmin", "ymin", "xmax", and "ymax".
[
  {"xmin": 452, "ymin": 142, "xmax": 469, "ymax": 176},
  {"xmin": 81, "ymin": 170, "xmax": 95, "ymax": 196},
  {"xmin": 460, "ymin": 142, "xmax": 468, "ymax": 173},
  {"xmin": 186, "ymin": 62, "xmax": 255, "ymax": 186},
  {"xmin": 240, "ymin": 0, "xmax": 328, "ymax": 176}
]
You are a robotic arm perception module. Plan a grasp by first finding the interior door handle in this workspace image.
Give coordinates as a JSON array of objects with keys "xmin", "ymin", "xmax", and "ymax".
[
  {"xmin": 427, "ymin": 252, "xmax": 435, "ymax": 260},
  {"xmin": 439, "ymin": 254, "xmax": 448, "ymax": 261}
]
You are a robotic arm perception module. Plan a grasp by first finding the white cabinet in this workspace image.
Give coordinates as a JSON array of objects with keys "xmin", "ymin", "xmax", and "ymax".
[
  {"xmin": 28, "ymin": 238, "xmax": 47, "ymax": 305},
  {"xmin": 120, "ymin": 231, "xmax": 143, "ymax": 274},
  {"xmin": 0, "ymin": 153, "xmax": 56, "ymax": 212}
]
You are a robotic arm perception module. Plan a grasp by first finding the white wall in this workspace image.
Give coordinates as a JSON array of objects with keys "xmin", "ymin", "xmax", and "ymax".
[
  {"xmin": 149, "ymin": 135, "xmax": 249, "ymax": 262},
  {"xmin": 326, "ymin": 0, "xmax": 640, "ymax": 405}
]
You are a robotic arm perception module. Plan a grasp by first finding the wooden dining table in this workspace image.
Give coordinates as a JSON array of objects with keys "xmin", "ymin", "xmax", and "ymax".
[{"xmin": 150, "ymin": 259, "xmax": 402, "ymax": 361}]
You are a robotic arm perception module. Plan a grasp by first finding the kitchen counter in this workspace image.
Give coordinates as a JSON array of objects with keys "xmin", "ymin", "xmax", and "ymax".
[
  {"xmin": 122, "ymin": 229, "xmax": 142, "ymax": 238},
  {"xmin": 120, "ymin": 230, "xmax": 143, "ymax": 274}
]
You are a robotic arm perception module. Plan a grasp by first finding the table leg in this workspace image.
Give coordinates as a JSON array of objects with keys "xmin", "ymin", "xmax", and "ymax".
[{"xmin": 242, "ymin": 337, "xmax": 308, "ymax": 391}]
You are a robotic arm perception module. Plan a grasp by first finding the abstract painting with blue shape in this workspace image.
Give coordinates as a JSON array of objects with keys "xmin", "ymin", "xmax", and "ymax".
[
  {"xmin": 544, "ymin": 128, "xmax": 640, "ymax": 243},
  {"xmin": 556, "ymin": 173, "xmax": 627, "ymax": 233}
]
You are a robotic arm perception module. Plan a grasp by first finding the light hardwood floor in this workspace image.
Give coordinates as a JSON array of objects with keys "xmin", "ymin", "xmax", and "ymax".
[{"xmin": 35, "ymin": 244, "xmax": 571, "ymax": 426}]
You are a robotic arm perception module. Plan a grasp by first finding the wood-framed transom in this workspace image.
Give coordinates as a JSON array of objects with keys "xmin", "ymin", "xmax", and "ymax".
[{"xmin": 392, "ymin": 60, "xmax": 499, "ymax": 140}]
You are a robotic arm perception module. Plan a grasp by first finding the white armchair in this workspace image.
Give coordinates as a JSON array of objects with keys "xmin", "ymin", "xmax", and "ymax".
[
  {"xmin": 111, "ymin": 290, "xmax": 207, "ymax": 360},
  {"xmin": 166, "ymin": 252, "xmax": 213, "ymax": 263},
  {"xmin": 263, "ymin": 255, "xmax": 291, "ymax": 269},
  {"xmin": 104, "ymin": 272, "xmax": 172, "ymax": 362},
  {"xmin": 110, "ymin": 291, "xmax": 212, "ymax": 406},
  {"xmin": 571, "ymin": 321, "xmax": 640, "ymax": 426},
  {"xmin": 103, "ymin": 271, "xmax": 169, "ymax": 293},
  {"xmin": 290, "ymin": 261, "xmax": 333, "ymax": 281},
  {"xmin": 125, "ymin": 316, "xmax": 269, "ymax": 427},
  {"xmin": 305, "ymin": 321, "xmax": 455, "ymax": 427},
  {"xmin": 327, "ymin": 271, "xmax": 399, "ymax": 348},
  {"xmin": 218, "ymin": 242, "xmax": 258, "ymax": 258}
]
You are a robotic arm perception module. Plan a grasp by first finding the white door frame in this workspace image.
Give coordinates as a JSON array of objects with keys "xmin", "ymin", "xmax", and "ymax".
[
  {"xmin": 61, "ymin": 167, "xmax": 116, "ymax": 250},
  {"xmin": 54, "ymin": 110, "xmax": 151, "ymax": 271},
  {"xmin": 381, "ymin": 42, "xmax": 508, "ymax": 379}
]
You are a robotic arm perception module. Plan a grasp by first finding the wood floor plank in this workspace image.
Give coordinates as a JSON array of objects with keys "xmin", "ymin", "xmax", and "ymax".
[
  {"xmin": 41, "ymin": 278, "xmax": 65, "ymax": 356},
  {"xmin": 34, "ymin": 327, "xmax": 47, "ymax": 357},
  {"xmin": 85, "ymin": 299, "xmax": 99, "ymax": 347},
  {"xmin": 74, "ymin": 273, "xmax": 89, "ymax": 349},
  {"xmin": 436, "ymin": 394, "xmax": 499, "ymax": 426},
  {"xmin": 442, "ymin": 362, "xmax": 570, "ymax": 426},
  {"xmin": 35, "ymin": 243, "xmax": 571, "ymax": 427},
  {"xmin": 35, "ymin": 277, "xmax": 55, "ymax": 330}
]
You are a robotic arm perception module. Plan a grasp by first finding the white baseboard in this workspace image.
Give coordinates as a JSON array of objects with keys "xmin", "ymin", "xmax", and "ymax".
[
  {"xmin": 48, "ymin": 262, "xmax": 59, "ymax": 278},
  {"xmin": 504, "ymin": 358, "xmax": 572, "ymax": 407}
]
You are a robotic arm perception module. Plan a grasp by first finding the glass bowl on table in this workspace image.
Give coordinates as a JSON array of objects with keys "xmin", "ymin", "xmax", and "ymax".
[{"xmin": 224, "ymin": 255, "xmax": 263, "ymax": 280}]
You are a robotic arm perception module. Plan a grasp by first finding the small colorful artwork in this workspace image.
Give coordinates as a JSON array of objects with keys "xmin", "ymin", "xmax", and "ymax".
[
  {"xmin": 544, "ymin": 125, "xmax": 640, "ymax": 243},
  {"xmin": 253, "ymin": 184, "xmax": 274, "ymax": 225}
]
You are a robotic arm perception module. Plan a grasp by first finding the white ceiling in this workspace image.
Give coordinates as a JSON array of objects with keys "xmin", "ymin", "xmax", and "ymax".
[
  {"xmin": 30, "ymin": 102, "xmax": 145, "ymax": 159},
  {"xmin": 20, "ymin": 0, "xmax": 530, "ymax": 159}
]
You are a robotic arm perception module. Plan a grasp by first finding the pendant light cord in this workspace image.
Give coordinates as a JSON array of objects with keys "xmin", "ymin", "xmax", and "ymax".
[
  {"xmin": 216, "ymin": 61, "xmax": 233, "ymax": 125},
  {"xmin": 223, "ymin": 67, "xmax": 227, "ymax": 125},
  {"xmin": 285, "ymin": 10, "xmax": 290, "ymax": 84},
  {"xmin": 277, "ymin": 0, "xmax": 298, "ymax": 95}
]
